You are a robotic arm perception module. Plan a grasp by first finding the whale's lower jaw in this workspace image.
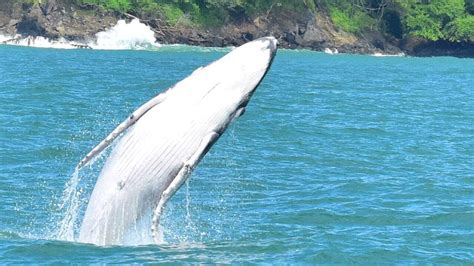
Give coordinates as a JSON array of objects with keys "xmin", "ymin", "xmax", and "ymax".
[{"xmin": 77, "ymin": 37, "xmax": 277, "ymax": 246}]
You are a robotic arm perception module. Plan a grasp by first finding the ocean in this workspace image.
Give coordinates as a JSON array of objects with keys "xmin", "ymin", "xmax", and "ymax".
[{"xmin": 0, "ymin": 44, "xmax": 473, "ymax": 263}]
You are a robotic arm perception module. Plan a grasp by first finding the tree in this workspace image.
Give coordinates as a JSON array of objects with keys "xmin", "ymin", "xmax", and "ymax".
[{"xmin": 398, "ymin": 0, "xmax": 466, "ymax": 41}]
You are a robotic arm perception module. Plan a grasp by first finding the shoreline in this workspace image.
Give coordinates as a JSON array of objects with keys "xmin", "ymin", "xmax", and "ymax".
[
  {"xmin": 0, "ymin": 1, "xmax": 472, "ymax": 58},
  {"xmin": 5, "ymin": 30, "xmax": 474, "ymax": 60}
]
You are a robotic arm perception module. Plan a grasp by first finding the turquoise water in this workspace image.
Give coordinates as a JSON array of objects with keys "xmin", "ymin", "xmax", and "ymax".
[{"xmin": 0, "ymin": 44, "xmax": 473, "ymax": 263}]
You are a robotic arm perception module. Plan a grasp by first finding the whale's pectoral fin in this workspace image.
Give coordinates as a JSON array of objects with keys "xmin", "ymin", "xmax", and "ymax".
[
  {"xmin": 76, "ymin": 92, "xmax": 168, "ymax": 169},
  {"xmin": 150, "ymin": 131, "xmax": 220, "ymax": 243}
]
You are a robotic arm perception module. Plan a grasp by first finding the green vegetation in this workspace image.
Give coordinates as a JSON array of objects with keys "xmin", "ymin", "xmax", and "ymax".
[
  {"xmin": 329, "ymin": 6, "xmax": 374, "ymax": 33},
  {"xmin": 157, "ymin": 4, "xmax": 184, "ymax": 25},
  {"xmin": 71, "ymin": 0, "xmax": 472, "ymax": 42},
  {"xmin": 322, "ymin": 0, "xmax": 473, "ymax": 42},
  {"xmin": 75, "ymin": 0, "xmax": 311, "ymax": 26},
  {"xmin": 447, "ymin": 15, "xmax": 474, "ymax": 41},
  {"xmin": 79, "ymin": 0, "xmax": 132, "ymax": 12},
  {"xmin": 400, "ymin": 0, "xmax": 471, "ymax": 41}
]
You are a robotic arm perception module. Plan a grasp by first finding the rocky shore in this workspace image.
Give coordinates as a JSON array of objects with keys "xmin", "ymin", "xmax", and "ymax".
[{"xmin": 1, "ymin": 0, "xmax": 472, "ymax": 57}]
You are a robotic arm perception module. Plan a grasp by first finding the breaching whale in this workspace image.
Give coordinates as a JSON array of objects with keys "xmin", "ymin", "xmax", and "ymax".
[{"xmin": 77, "ymin": 37, "xmax": 277, "ymax": 246}]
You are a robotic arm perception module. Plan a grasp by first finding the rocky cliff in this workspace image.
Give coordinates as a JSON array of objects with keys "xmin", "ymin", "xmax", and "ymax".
[
  {"xmin": 0, "ymin": 0, "xmax": 117, "ymax": 40},
  {"xmin": 154, "ymin": 8, "xmax": 402, "ymax": 55},
  {"xmin": 1, "ymin": 0, "xmax": 472, "ymax": 57}
]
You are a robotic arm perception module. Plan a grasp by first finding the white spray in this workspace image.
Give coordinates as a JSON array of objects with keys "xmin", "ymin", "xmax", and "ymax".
[{"xmin": 0, "ymin": 19, "xmax": 160, "ymax": 50}]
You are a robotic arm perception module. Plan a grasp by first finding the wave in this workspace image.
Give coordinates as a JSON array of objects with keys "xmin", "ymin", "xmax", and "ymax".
[
  {"xmin": 157, "ymin": 44, "xmax": 231, "ymax": 53},
  {"xmin": 371, "ymin": 52, "xmax": 405, "ymax": 57},
  {"xmin": 0, "ymin": 19, "xmax": 161, "ymax": 50},
  {"xmin": 90, "ymin": 19, "xmax": 160, "ymax": 50},
  {"xmin": 0, "ymin": 35, "xmax": 85, "ymax": 49},
  {"xmin": 324, "ymin": 48, "xmax": 339, "ymax": 55}
]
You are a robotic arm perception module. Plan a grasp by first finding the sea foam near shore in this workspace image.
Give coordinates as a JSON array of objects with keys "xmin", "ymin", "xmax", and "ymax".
[
  {"xmin": 0, "ymin": 35, "xmax": 87, "ymax": 49},
  {"xmin": 371, "ymin": 52, "xmax": 406, "ymax": 57},
  {"xmin": 0, "ymin": 19, "xmax": 160, "ymax": 50}
]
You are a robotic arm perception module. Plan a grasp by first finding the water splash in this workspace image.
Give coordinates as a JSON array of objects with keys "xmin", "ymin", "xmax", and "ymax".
[
  {"xmin": 184, "ymin": 179, "xmax": 197, "ymax": 239},
  {"xmin": 53, "ymin": 138, "xmax": 239, "ymax": 245},
  {"xmin": 56, "ymin": 168, "xmax": 82, "ymax": 241},
  {"xmin": 324, "ymin": 48, "xmax": 339, "ymax": 55},
  {"xmin": 371, "ymin": 52, "xmax": 406, "ymax": 57},
  {"xmin": 0, "ymin": 34, "xmax": 10, "ymax": 43},
  {"xmin": 0, "ymin": 34, "xmax": 85, "ymax": 49},
  {"xmin": 55, "ymin": 135, "xmax": 116, "ymax": 242},
  {"xmin": 0, "ymin": 19, "xmax": 160, "ymax": 50},
  {"xmin": 89, "ymin": 19, "xmax": 160, "ymax": 50}
]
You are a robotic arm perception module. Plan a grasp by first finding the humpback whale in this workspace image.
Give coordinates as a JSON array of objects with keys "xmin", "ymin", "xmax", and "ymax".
[{"xmin": 77, "ymin": 37, "xmax": 277, "ymax": 246}]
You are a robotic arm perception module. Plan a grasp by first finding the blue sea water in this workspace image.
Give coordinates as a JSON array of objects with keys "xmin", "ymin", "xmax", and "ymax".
[{"xmin": 0, "ymin": 44, "xmax": 473, "ymax": 263}]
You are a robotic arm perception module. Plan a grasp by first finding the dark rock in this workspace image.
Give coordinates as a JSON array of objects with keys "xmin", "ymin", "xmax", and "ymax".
[
  {"xmin": 21, "ymin": 3, "xmax": 31, "ymax": 11},
  {"xmin": 284, "ymin": 31, "xmax": 296, "ymax": 45},
  {"xmin": 210, "ymin": 37, "xmax": 223, "ymax": 47},
  {"xmin": 242, "ymin": 32, "xmax": 253, "ymax": 42},
  {"xmin": 400, "ymin": 36, "xmax": 427, "ymax": 53},
  {"xmin": 17, "ymin": 18, "xmax": 45, "ymax": 36},
  {"xmin": 297, "ymin": 24, "xmax": 306, "ymax": 35},
  {"xmin": 372, "ymin": 39, "xmax": 385, "ymax": 50},
  {"xmin": 40, "ymin": 0, "xmax": 58, "ymax": 16},
  {"xmin": 301, "ymin": 18, "xmax": 327, "ymax": 47},
  {"xmin": 408, "ymin": 40, "xmax": 474, "ymax": 57}
]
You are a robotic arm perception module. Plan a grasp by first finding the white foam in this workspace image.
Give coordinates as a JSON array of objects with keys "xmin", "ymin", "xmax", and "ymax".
[
  {"xmin": 0, "ymin": 33, "xmax": 79, "ymax": 49},
  {"xmin": 372, "ymin": 52, "xmax": 405, "ymax": 57},
  {"xmin": 89, "ymin": 19, "xmax": 160, "ymax": 50},
  {"xmin": 0, "ymin": 33, "xmax": 13, "ymax": 43},
  {"xmin": 324, "ymin": 47, "xmax": 339, "ymax": 55},
  {"xmin": 0, "ymin": 19, "xmax": 160, "ymax": 50},
  {"xmin": 56, "ymin": 168, "xmax": 82, "ymax": 241}
]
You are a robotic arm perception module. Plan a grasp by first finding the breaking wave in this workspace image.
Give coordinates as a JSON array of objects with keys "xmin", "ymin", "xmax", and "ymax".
[
  {"xmin": 324, "ymin": 48, "xmax": 339, "ymax": 55},
  {"xmin": 0, "ymin": 19, "xmax": 160, "ymax": 50},
  {"xmin": 90, "ymin": 19, "xmax": 160, "ymax": 50},
  {"xmin": 371, "ymin": 52, "xmax": 406, "ymax": 57},
  {"xmin": 0, "ymin": 35, "xmax": 85, "ymax": 49}
]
